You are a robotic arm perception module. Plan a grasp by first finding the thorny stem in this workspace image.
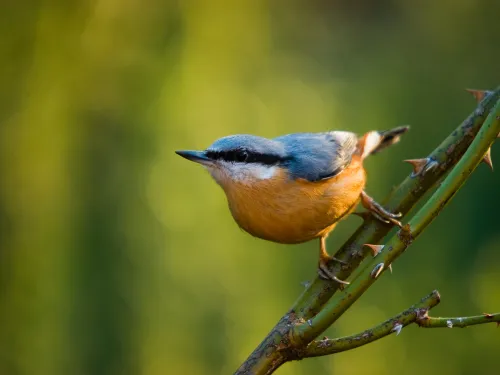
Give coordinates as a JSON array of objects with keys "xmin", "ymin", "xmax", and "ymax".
[
  {"xmin": 416, "ymin": 313, "xmax": 500, "ymax": 328},
  {"xmin": 299, "ymin": 292, "xmax": 500, "ymax": 359},
  {"xmin": 298, "ymin": 290, "xmax": 441, "ymax": 358},
  {"xmin": 291, "ymin": 96, "xmax": 500, "ymax": 344},
  {"xmin": 293, "ymin": 87, "xmax": 500, "ymax": 321},
  {"xmin": 234, "ymin": 88, "xmax": 500, "ymax": 375}
]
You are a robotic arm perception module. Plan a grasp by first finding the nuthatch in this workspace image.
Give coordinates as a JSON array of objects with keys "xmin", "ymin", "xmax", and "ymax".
[{"xmin": 176, "ymin": 126, "xmax": 409, "ymax": 284}]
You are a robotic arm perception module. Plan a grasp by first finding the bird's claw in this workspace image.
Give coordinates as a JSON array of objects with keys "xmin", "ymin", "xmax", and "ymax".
[
  {"xmin": 318, "ymin": 257, "xmax": 350, "ymax": 285},
  {"xmin": 360, "ymin": 191, "xmax": 403, "ymax": 227}
]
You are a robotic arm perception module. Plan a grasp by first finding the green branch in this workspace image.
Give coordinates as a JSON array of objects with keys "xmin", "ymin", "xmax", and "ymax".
[
  {"xmin": 417, "ymin": 313, "xmax": 500, "ymax": 328},
  {"xmin": 234, "ymin": 88, "xmax": 500, "ymax": 375},
  {"xmin": 291, "ymin": 96, "xmax": 500, "ymax": 344},
  {"xmin": 297, "ymin": 291, "xmax": 499, "ymax": 359},
  {"xmin": 297, "ymin": 290, "xmax": 441, "ymax": 358}
]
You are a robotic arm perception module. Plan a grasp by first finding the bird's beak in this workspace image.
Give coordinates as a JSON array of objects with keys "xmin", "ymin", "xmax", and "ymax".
[{"xmin": 175, "ymin": 150, "xmax": 213, "ymax": 165}]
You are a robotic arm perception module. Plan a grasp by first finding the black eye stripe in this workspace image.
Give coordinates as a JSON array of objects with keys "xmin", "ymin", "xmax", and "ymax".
[{"xmin": 206, "ymin": 149, "xmax": 282, "ymax": 165}]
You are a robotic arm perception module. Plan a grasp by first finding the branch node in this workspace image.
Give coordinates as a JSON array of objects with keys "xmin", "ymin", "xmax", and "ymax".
[
  {"xmin": 398, "ymin": 224, "xmax": 413, "ymax": 246},
  {"xmin": 446, "ymin": 320, "xmax": 453, "ymax": 328},
  {"xmin": 415, "ymin": 308, "xmax": 430, "ymax": 324}
]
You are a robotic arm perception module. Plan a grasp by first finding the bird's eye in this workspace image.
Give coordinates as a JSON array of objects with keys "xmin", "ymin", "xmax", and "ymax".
[
  {"xmin": 226, "ymin": 151, "xmax": 235, "ymax": 161},
  {"xmin": 235, "ymin": 150, "xmax": 248, "ymax": 162}
]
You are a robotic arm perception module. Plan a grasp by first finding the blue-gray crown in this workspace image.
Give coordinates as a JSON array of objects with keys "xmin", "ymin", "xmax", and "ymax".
[{"xmin": 206, "ymin": 135, "xmax": 288, "ymax": 165}]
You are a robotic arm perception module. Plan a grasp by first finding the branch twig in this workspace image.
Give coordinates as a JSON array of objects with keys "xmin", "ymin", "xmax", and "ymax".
[
  {"xmin": 297, "ymin": 291, "xmax": 499, "ymax": 359},
  {"xmin": 417, "ymin": 313, "xmax": 500, "ymax": 328},
  {"xmin": 297, "ymin": 290, "xmax": 441, "ymax": 358}
]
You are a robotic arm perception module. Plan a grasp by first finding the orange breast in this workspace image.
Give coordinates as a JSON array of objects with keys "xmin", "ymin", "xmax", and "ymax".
[{"xmin": 221, "ymin": 156, "xmax": 366, "ymax": 244}]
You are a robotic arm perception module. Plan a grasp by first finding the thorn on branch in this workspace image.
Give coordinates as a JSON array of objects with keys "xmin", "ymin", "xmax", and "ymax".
[
  {"xmin": 465, "ymin": 88, "xmax": 491, "ymax": 103},
  {"xmin": 404, "ymin": 157, "xmax": 439, "ymax": 177},
  {"xmin": 363, "ymin": 244, "xmax": 385, "ymax": 256},
  {"xmin": 392, "ymin": 322, "xmax": 403, "ymax": 336},
  {"xmin": 482, "ymin": 147, "xmax": 493, "ymax": 170},
  {"xmin": 370, "ymin": 263, "xmax": 385, "ymax": 279}
]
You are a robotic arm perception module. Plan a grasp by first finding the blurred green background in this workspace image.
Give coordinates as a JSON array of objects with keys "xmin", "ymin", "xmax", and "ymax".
[{"xmin": 1, "ymin": 1, "xmax": 499, "ymax": 374}]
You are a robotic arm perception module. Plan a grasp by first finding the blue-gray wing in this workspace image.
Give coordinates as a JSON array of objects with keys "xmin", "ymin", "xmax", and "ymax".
[{"xmin": 275, "ymin": 131, "xmax": 358, "ymax": 182}]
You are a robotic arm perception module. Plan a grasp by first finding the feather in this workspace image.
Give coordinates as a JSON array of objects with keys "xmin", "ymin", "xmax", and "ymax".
[{"xmin": 274, "ymin": 131, "xmax": 358, "ymax": 182}]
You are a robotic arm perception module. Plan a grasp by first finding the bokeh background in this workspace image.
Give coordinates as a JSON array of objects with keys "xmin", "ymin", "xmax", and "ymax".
[{"xmin": 1, "ymin": 1, "xmax": 499, "ymax": 374}]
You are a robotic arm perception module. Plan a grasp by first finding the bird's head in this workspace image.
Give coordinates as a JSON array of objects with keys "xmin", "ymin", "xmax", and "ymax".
[{"xmin": 176, "ymin": 135, "xmax": 289, "ymax": 187}]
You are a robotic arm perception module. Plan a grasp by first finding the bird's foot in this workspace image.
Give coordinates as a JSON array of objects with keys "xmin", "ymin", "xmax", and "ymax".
[
  {"xmin": 317, "ymin": 256, "xmax": 350, "ymax": 285},
  {"xmin": 360, "ymin": 191, "xmax": 403, "ymax": 227}
]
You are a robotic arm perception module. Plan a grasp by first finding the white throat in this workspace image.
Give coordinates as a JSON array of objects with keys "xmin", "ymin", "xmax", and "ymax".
[{"xmin": 206, "ymin": 162, "xmax": 278, "ymax": 186}]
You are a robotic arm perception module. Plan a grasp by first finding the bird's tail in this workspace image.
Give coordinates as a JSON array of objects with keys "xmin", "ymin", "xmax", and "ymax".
[{"xmin": 358, "ymin": 125, "xmax": 410, "ymax": 159}]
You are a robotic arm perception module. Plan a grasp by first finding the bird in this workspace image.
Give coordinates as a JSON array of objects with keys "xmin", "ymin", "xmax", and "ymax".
[{"xmin": 176, "ymin": 126, "xmax": 409, "ymax": 284}]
